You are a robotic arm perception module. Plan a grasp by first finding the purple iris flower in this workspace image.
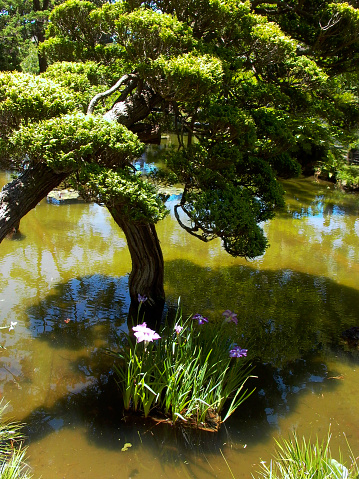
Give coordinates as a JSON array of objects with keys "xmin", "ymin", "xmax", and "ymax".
[
  {"xmin": 222, "ymin": 310, "xmax": 238, "ymax": 325},
  {"xmin": 138, "ymin": 293, "xmax": 148, "ymax": 303},
  {"xmin": 193, "ymin": 314, "xmax": 209, "ymax": 325},
  {"xmin": 229, "ymin": 345, "xmax": 248, "ymax": 358}
]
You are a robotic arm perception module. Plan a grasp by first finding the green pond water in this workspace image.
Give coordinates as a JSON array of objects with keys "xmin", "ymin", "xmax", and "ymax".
[{"xmin": 0, "ymin": 166, "xmax": 359, "ymax": 478}]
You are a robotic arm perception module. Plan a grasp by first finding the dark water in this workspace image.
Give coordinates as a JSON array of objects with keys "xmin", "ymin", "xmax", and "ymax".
[{"xmin": 0, "ymin": 169, "xmax": 359, "ymax": 478}]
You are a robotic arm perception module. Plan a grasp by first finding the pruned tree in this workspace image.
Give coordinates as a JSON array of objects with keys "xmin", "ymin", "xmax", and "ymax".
[{"xmin": 1, "ymin": 0, "xmax": 359, "ymax": 319}]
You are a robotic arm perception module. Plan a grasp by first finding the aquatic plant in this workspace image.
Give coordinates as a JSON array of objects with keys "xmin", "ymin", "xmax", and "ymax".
[
  {"xmin": 192, "ymin": 314, "xmax": 209, "ymax": 325},
  {"xmin": 0, "ymin": 401, "xmax": 32, "ymax": 479},
  {"xmin": 229, "ymin": 346, "xmax": 248, "ymax": 358},
  {"xmin": 111, "ymin": 306, "xmax": 254, "ymax": 429},
  {"xmin": 137, "ymin": 294, "xmax": 148, "ymax": 304},
  {"xmin": 132, "ymin": 322, "xmax": 161, "ymax": 343},
  {"xmin": 223, "ymin": 310, "xmax": 238, "ymax": 325},
  {"xmin": 255, "ymin": 430, "xmax": 358, "ymax": 479}
]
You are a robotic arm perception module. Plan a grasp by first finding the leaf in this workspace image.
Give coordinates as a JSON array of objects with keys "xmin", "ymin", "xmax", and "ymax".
[{"xmin": 121, "ymin": 443, "xmax": 132, "ymax": 452}]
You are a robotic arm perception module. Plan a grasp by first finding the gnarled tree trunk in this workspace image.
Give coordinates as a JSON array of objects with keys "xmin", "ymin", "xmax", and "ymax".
[
  {"xmin": 109, "ymin": 206, "xmax": 165, "ymax": 327},
  {"xmin": 0, "ymin": 79, "xmax": 166, "ymax": 323},
  {"xmin": 0, "ymin": 163, "xmax": 68, "ymax": 242}
]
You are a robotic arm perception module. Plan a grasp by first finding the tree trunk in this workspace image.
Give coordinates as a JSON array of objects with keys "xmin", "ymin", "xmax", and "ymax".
[
  {"xmin": 0, "ymin": 163, "xmax": 68, "ymax": 242},
  {"xmin": 109, "ymin": 206, "xmax": 165, "ymax": 327},
  {"xmin": 0, "ymin": 80, "xmax": 166, "ymax": 321},
  {"xmin": 33, "ymin": 0, "xmax": 49, "ymax": 73}
]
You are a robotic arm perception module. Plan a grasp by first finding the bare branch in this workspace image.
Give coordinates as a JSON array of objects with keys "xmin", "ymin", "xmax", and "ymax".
[
  {"xmin": 87, "ymin": 74, "xmax": 138, "ymax": 115},
  {"xmin": 103, "ymin": 83, "xmax": 161, "ymax": 125},
  {"xmin": 174, "ymin": 204, "xmax": 217, "ymax": 243},
  {"xmin": 319, "ymin": 12, "xmax": 341, "ymax": 31},
  {"xmin": 174, "ymin": 204, "xmax": 210, "ymax": 242},
  {"xmin": 110, "ymin": 77, "xmax": 139, "ymax": 109}
]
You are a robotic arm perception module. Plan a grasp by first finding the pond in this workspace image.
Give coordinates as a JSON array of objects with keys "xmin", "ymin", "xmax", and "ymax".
[{"xmin": 0, "ymin": 167, "xmax": 359, "ymax": 478}]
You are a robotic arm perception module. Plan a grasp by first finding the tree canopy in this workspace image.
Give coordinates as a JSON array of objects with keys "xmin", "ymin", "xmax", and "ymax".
[{"xmin": 1, "ymin": 0, "xmax": 359, "ymax": 309}]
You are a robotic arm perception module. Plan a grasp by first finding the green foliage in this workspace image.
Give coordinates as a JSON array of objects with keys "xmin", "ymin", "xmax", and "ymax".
[
  {"xmin": 126, "ymin": 0, "xmax": 255, "ymax": 44},
  {"xmin": 39, "ymin": 36, "xmax": 86, "ymax": 64},
  {"xmin": 326, "ymin": 142, "xmax": 359, "ymax": 189},
  {"xmin": 161, "ymin": 143, "xmax": 284, "ymax": 257},
  {"xmin": 250, "ymin": 21, "xmax": 297, "ymax": 64},
  {"xmin": 111, "ymin": 307, "xmax": 254, "ymax": 427},
  {"xmin": 255, "ymin": 431, "xmax": 358, "ymax": 479},
  {"xmin": 284, "ymin": 55, "xmax": 328, "ymax": 90},
  {"xmin": 79, "ymin": 165, "xmax": 168, "ymax": 223},
  {"xmin": 114, "ymin": 9, "xmax": 195, "ymax": 64},
  {"xmin": 8, "ymin": 113, "xmax": 143, "ymax": 172},
  {"xmin": 0, "ymin": 401, "xmax": 32, "ymax": 479},
  {"xmin": 139, "ymin": 53, "xmax": 223, "ymax": 102},
  {"xmin": 336, "ymin": 164, "xmax": 359, "ymax": 189},
  {"xmin": 20, "ymin": 43, "xmax": 41, "ymax": 75},
  {"xmin": 41, "ymin": 61, "xmax": 120, "ymax": 112},
  {"xmin": 46, "ymin": 0, "xmax": 98, "ymax": 43},
  {"xmin": 197, "ymin": 102, "xmax": 257, "ymax": 146},
  {"xmin": 0, "ymin": 0, "xmax": 38, "ymax": 72},
  {"xmin": 260, "ymin": 0, "xmax": 359, "ymax": 74},
  {"xmin": 41, "ymin": 0, "xmax": 120, "ymax": 64},
  {"xmin": 0, "ymin": 72, "xmax": 76, "ymax": 138},
  {"xmin": 3, "ymin": 0, "xmax": 359, "ymax": 256},
  {"xmin": 270, "ymin": 153, "xmax": 302, "ymax": 178}
]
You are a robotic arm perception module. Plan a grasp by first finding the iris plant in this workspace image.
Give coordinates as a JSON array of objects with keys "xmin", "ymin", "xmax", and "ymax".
[
  {"xmin": 229, "ymin": 345, "xmax": 248, "ymax": 358},
  {"xmin": 111, "ymin": 306, "xmax": 254, "ymax": 428},
  {"xmin": 223, "ymin": 310, "xmax": 238, "ymax": 325},
  {"xmin": 137, "ymin": 294, "xmax": 147, "ymax": 303},
  {"xmin": 132, "ymin": 322, "xmax": 161, "ymax": 343},
  {"xmin": 192, "ymin": 314, "xmax": 209, "ymax": 325}
]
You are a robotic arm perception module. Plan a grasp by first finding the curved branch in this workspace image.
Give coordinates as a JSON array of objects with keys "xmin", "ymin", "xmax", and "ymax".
[
  {"xmin": 0, "ymin": 163, "xmax": 69, "ymax": 242},
  {"xmin": 110, "ymin": 77, "xmax": 139, "ymax": 109},
  {"xmin": 87, "ymin": 73, "xmax": 137, "ymax": 115},
  {"xmin": 103, "ymin": 83, "xmax": 162, "ymax": 125},
  {"xmin": 174, "ymin": 204, "xmax": 214, "ymax": 243}
]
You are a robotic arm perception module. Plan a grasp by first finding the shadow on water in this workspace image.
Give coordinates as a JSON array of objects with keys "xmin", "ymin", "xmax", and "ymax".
[
  {"xmin": 26, "ymin": 274, "xmax": 129, "ymax": 350},
  {"xmin": 5, "ymin": 230, "xmax": 26, "ymax": 241},
  {"xmin": 20, "ymin": 357, "xmax": 345, "ymax": 461},
  {"xmin": 19, "ymin": 260, "xmax": 359, "ymax": 461},
  {"xmin": 164, "ymin": 259, "xmax": 359, "ymax": 366}
]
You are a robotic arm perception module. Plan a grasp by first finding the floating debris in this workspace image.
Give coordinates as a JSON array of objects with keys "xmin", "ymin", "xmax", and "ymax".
[
  {"xmin": 121, "ymin": 443, "xmax": 132, "ymax": 452},
  {"xmin": 47, "ymin": 189, "xmax": 84, "ymax": 205}
]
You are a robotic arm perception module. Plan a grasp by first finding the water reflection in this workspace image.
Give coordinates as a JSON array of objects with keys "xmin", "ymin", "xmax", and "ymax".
[
  {"xmin": 0, "ymin": 171, "xmax": 359, "ymax": 478},
  {"xmin": 281, "ymin": 179, "xmax": 359, "ymax": 219}
]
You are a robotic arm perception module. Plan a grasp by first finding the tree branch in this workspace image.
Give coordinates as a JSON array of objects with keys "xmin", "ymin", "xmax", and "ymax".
[
  {"xmin": 0, "ymin": 163, "xmax": 68, "ymax": 242},
  {"xmin": 0, "ymin": 83, "xmax": 163, "ymax": 242},
  {"xmin": 173, "ymin": 204, "xmax": 216, "ymax": 243},
  {"xmin": 87, "ymin": 74, "xmax": 138, "ymax": 115},
  {"xmin": 103, "ymin": 83, "xmax": 162, "ymax": 126}
]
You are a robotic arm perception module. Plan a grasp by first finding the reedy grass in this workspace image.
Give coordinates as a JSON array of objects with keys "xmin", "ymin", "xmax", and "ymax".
[
  {"xmin": 255, "ymin": 430, "xmax": 358, "ymax": 479},
  {"xmin": 112, "ymin": 306, "xmax": 255, "ymax": 428},
  {"xmin": 0, "ymin": 401, "xmax": 32, "ymax": 479}
]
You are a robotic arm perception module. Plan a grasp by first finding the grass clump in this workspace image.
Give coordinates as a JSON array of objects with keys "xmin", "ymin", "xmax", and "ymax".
[
  {"xmin": 0, "ymin": 401, "xmax": 32, "ymax": 479},
  {"xmin": 255, "ymin": 430, "xmax": 358, "ymax": 479},
  {"xmin": 110, "ymin": 304, "xmax": 255, "ymax": 429}
]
